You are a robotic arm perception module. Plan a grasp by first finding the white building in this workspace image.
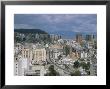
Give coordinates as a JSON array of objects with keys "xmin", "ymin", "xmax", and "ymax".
[
  {"xmin": 22, "ymin": 48, "xmax": 46, "ymax": 63},
  {"xmin": 32, "ymin": 65, "xmax": 46, "ymax": 76},
  {"xmin": 14, "ymin": 44, "xmax": 47, "ymax": 76},
  {"xmin": 87, "ymin": 42, "xmax": 94, "ymax": 49},
  {"xmin": 80, "ymin": 51, "xmax": 87, "ymax": 58},
  {"xmin": 25, "ymin": 65, "xmax": 46, "ymax": 76},
  {"xmin": 14, "ymin": 56, "xmax": 29, "ymax": 76},
  {"xmin": 15, "ymin": 43, "xmax": 24, "ymax": 51},
  {"xmin": 49, "ymin": 49, "xmax": 63, "ymax": 60}
]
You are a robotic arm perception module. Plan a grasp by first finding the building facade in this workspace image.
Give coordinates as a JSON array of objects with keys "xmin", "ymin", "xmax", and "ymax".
[{"xmin": 76, "ymin": 34, "xmax": 82, "ymax": 43}]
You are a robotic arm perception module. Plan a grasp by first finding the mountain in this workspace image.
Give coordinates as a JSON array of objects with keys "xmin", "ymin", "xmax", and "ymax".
[{"xmin": 14, "ymin": 29, "xmax": 48, "ymax": 34}]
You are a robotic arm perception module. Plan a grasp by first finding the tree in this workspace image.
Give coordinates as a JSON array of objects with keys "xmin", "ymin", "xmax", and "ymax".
[
  {"xmin": 70, "ymin": 70, "xmax": 81, "ymax": 76},
  {"xmin": 80, "ymin": 62, "xmax": 90, "ymax": 70},
  {"xmin": 64, "ymin": 45, "xmax": 70, "ymax": 56},
  {"xmin": 45, "ymin": 65, "xmax": 60, "ymax": 76},
  {"xmin": 87, "ymin": 62, "xmax": 90, "ymax": 69},
  {"xmin": 49, "ymin": 65, "xmax": 54, "ymax": 71},
  {"xmin": 86, "ymin": 71, "xmax": 90, "ymax": 75},
  {"xmin": 73, "ymin": 61, "xmax": 80, "ymax": 68}
]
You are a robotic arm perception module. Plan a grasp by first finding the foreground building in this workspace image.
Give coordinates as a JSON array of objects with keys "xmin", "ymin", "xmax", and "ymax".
[
  {"xmin": 22, "ymin": 48, "xmax": 46, "ymax": 62},
  {"xmin": 14, "ymin": 43, "xmax": 46, "ymax": 76}
]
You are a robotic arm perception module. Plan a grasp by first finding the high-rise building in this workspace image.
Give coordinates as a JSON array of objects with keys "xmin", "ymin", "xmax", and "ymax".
[
  {"xmin": 85, "ymin": 34, "xmax": 95, "ymax": 41},
  {"xmin": 76, "ymin": 34, "xmax": 82, "ymax": 43},
  {"xmin": 50, "ymin": 34, "xmax": 61, "ymax": 41}
]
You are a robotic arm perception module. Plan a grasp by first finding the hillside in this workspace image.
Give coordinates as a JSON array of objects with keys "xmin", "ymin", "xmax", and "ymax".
[{"xmin": 14, "ymin": 29, "xmax": 48, "ymax": 34}]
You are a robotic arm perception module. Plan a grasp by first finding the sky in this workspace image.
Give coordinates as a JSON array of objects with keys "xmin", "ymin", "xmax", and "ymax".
[{"xmin": 14, "ymin": 14, "xmax": 97, "ymax": 39}]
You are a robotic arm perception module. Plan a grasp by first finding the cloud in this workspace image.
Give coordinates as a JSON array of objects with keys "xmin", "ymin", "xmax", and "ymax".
[
  {"xmin": 36, "ymin": 14, "xmax": 85, "ymax": 24},
  {"xmin": 72, "ymin": 23, "xmax": 96, "ymax": 33},
  {"xmin": 71, "ymin": 15, "xmax": 97, "ymax": 33},
  {"xmin": 14, "ymin": 14, "xmax": 97, "ymax": 35},
  {"xmin": 14, "ymin": 24, "xmax": 36, "ymax": 29}
]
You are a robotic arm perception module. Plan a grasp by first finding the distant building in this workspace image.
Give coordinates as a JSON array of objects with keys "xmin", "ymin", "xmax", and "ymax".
[
  {"xmin": 76, "ymin": 34, "xmax": 82, "ymax": 43},
  {"xmin": 50, "ymin": 34, "xmax": 61, "ymax": 43},
  {"xmin": 87, "ymin": 42, "xmax": 94, "ymax": 49},
  {"xmin": 85, "ymin": 34, "xmax": 95, "ymax": 41},
  {"xmin": 35, "ymin": 34, "xmax": 39, "ymax": 39}
]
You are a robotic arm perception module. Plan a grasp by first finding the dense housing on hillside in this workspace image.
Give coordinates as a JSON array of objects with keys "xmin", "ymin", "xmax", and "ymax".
[{"xmin": 14, "ymin": 29, "xmax": 97, "ymax": 76}]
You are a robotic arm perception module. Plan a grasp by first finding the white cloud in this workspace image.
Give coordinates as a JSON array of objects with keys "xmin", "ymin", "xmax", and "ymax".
[{"xmin": 38, "ymin": 14, "xmax": 81, "ymax": 24}]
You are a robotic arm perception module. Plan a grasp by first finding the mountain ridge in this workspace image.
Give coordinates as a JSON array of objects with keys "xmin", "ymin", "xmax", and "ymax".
[{"xmin": 14, "ymin": 28, "xmax": 48, "ymax": 34}]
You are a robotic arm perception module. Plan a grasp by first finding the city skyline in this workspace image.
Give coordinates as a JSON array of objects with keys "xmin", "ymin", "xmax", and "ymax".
[
  {"xmin": 14, "ymin": 14, "xmax": 97, "ymax": 76},
  {"xmin": 14, "ymin": 14, "xmax": 97, "ymax": 39}
]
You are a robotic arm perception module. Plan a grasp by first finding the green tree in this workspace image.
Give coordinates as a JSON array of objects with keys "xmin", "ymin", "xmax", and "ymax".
[
  {"xmin": 73, "ymin": 61, "xmax": 80, "ymax": 68},
  {"xmin": 86, "ymin": 71, "xmax": 90, "ymax": 75},
  {"xmin": 70, "ymin": 70, "xmax": 81, "ymax": 76},
  {"xmin": 45, "ymin": 65, "xmax": 60, "ymax": 76},
  {"xmin": 87, "ymin": 62, "xmax": 90, "ymax": 69},
  {"xmin": 80, "ymin": 62, "xmax": 90, "ymax": 70}
]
